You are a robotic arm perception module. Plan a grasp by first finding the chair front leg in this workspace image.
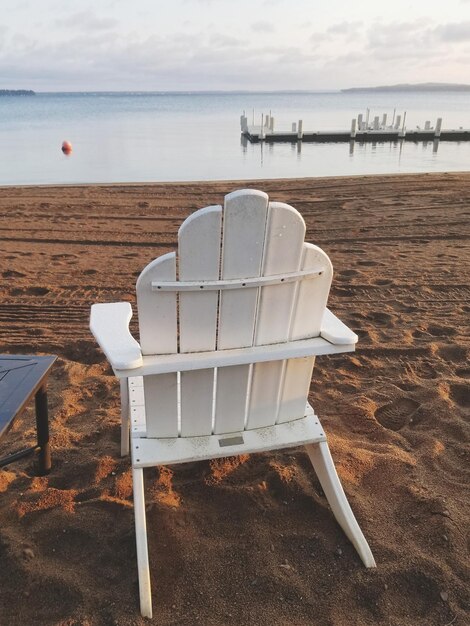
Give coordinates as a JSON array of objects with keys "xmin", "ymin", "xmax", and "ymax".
[
  {"xmin": 132, "ymin": 467, "xmax": 153, "ymax": 618},
  {"xmin": 305, "ymin": 441, "xmax": 376, "ymax": 568},
  {"xmin": 120, "ymin": 378, "xmax": 130, "ymax": 456}
]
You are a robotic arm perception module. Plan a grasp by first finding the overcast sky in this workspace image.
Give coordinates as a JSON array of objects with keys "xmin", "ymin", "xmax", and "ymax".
[{"xmin": 1, "ymin": 0, "xmax": 470, "ymax": 91}]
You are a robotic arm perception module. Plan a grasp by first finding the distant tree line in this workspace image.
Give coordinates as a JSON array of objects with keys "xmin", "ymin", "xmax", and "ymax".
[
  {"xmin": 342, "ymin": 83, "xmax": 470, "ymax": 93},
  {"xmin": 0, "ymin": 89, "xmax": 35, "ymax": 96}
]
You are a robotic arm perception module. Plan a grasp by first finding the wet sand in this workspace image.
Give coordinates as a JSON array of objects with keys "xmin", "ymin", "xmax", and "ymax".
[{"xmin": 0, "ymin": 172, "xmax": 469, "ymax": 625}]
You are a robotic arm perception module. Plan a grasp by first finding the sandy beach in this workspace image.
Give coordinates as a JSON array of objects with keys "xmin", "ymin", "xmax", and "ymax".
[{"xmin": 0, "ymin": 172, "xmax": 468, "ymax": 626}]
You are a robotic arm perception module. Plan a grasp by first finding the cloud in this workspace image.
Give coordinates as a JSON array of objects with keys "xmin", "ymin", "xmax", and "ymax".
[
  {"xmin": 367, "ymin": 21, "xmax": 432, "ymax": 50},
  {"xmin": 327, "ymin": 21, "xmax": 362, "ymax": 35},
  {"xmin": 435, "ymin": 21, "xmax": 470, "ymax": 42},
  {"xmin": 208, "ymin": 33, "xmax": 246, "ymax": 47},
  {"xmin": 363, "ymin": 19, "xmax": 470, "ymax": 64},
  {"xmin": 309, "ymin": 20, "xmax": 364, "ymax": 46},
  {"xmin": 0, "ymin": 26, "xmax": 323, "ymax": 90},
  {"xmin": 55, "ymin": 11, "xmax": 118, "ymax": 31},
  {"xmin": 251, "ymin": 21, "xmax": 275, "ymax": 33},
  {"xmin": 1, "ymin": 12, "xmax": 469, "ymax": 91}
]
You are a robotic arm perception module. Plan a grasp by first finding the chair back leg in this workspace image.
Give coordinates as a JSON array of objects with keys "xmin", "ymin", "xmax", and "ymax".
[
  {"xmin": 132, "ymin": 467, "xmax": 153, "ymax": 618},
  {"xmin": 120, "ymin": 378, "xmax": 130, "ymax": 457},
  {"xmin": 305, "ymin": 441, "xmax": 376, "ymax": 568}
]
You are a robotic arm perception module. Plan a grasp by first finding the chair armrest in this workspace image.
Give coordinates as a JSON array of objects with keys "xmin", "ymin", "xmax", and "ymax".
[
  {"xmin": 320, "ymin": 308, "xmax": 358, "ymax": 345},
  {"xmin": 90, "ymin": 302, "xmax": 143, "ymax": 370}
]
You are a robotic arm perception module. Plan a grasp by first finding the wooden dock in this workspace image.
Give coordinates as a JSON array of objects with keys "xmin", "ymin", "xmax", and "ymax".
[
  {"xmin": 241, "ymin": 112, "xmax": 470, "ymax": 143},
  {"xmin": 243, "ymin": 128, "xmax": 470, "ymax": 143}
]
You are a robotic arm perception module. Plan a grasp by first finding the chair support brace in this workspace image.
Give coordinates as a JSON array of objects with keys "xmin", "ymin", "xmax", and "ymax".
[{"xmin": 151, "ymin": 267, "xmax": 324, "ymax": 291}]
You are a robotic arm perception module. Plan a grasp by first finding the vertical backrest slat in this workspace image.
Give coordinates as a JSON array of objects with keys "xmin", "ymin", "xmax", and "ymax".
[
  {"xmin": 290, "ymin": 243, "xmax": 333, "ymax": 340},
  {"xmin": 214, "ymin": 190, "xmax": 269, "ymax": 434},
  {"xmin": 276, "ymin": 243, "xmax": 332, "ymax": 424},
  {"xmin": 254, "ymin": 202, "xmax": 306, "ymax": 345},
  {"xmin": 276, "ymin": 356, "xmax": 315, "ymax": 424},
  {"xmin": 136, "ymin": 252, "xmax": 178, "ymax": 437},
  {"xmin": 179, "ymin": 206, "xmax": 222, "ymax": 436},
  {"xmin": 179, "ymin": 206, "xmax": 222, "ymax": 352},
  {"xmin": 144, "ymin": 373, "xmax": 179, "ymax": 438},
  {"xmin": 218, "ymin": 190, "xmax": 269, "ymax": 349},
  {"xmin": 136, "ymin": 252, "xmax": 177, "ymax": 355},
  {"xmin": 246, "ymin": 202, "xmax": 306, "ymax": 430}
]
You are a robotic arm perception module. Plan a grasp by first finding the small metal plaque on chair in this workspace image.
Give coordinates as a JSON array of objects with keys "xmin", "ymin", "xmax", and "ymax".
[{"xmin": 219, "ymin": 435, "xmax": 244, "ymax": 447}]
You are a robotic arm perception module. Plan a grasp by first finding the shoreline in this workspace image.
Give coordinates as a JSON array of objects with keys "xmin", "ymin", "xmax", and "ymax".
[
  {"xmin": 0, "ymin": 172, "xmax": 469, "ymax": 626},
  {"xmin": 0, "ymin": 169, "xmax": 469, "ymax": 190}
]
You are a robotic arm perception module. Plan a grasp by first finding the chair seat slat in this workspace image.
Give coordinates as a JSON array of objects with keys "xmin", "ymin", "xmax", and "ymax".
[{"xmin": 133, "ymin": 406, "xmax": 323, "ymax": 468}]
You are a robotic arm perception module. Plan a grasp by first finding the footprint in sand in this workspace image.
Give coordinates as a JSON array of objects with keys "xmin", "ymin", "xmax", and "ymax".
[
  {"xmin": 375, "ymin": 397, "xmax": 420, "ymax": 431},
  {"xmin": 427, "ymin": 324, "xmax": 457, "ymax": 337},
  {"xmin": 374, "ymin": 278, "xmax": 394, "ymax": 286},
  {"xmin": 455, "ymin": 367, "xmax": 470, "ymax": 379},
  {"xmin": 355, "ymin": 569, "xmax": 441, "ymax": 621},
  {"xmin": 334, "ymin": 287, "xmax": 355, "ymax": 297},
  {"xmin": 413, "ymin": 360, "xmax": 438, "ymax": 379},
  {"xmin": 2, "ymin": 270, "xmax": 26, "ymax": 278},
  {"xmin": 26, "ymin": 286, "xmax": 50, "ymax": 296},
  {"xmin": 368, "ymin": 311, "xmax": 394, "ymax": 326},
  {"xmin": 438, "ymin": 345, "xmax": 467, "ymax": 363},
  {"xmin": 339, "ymin": 269, "xmax": 360, "ymax": 278},
  {"xmin": 448, "ymin": 383, "xmax": 470, "ymax": 408}
]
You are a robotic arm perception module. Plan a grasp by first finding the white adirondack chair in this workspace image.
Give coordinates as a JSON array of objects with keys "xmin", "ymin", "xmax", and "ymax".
[{"xmin": 90, "ymin": 189, "xmax": 376, "ymax": 618}]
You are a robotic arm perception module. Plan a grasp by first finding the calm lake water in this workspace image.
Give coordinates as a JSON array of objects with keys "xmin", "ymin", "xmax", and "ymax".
[{"xmin": 1, "ymin": 91, "xmax": 469, "ymax": 185}]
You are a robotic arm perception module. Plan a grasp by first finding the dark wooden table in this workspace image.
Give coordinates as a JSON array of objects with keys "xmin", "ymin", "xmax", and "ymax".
[{"xmin": 0, "ymin": 355, "xmax": 56, "ymax": 475}]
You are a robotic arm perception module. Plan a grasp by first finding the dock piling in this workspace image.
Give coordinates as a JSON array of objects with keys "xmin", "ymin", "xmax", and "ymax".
[
  {"xmin": 399, "ymin": 112, "xmax": 407, "ymax": 138},
  {"xmin": 297, "ymin": 120, "xmax": 303, "ymax": 140},
  {"xmin": 350, "ymin": 118, "xmax": 357, "ymax": 139},
  {"xmin": 435, "ymin": 118, "xmax": 442, "ymax": 138}
]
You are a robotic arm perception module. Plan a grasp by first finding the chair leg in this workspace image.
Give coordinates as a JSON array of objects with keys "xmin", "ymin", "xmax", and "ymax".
[
  {"xmin": 132, "ymin": 467, "xmax": 153, "ymax": 618},
  {"xmin": 120, "ymin": 378, "xmax": 130, "ymax": 457},
  {"xmin": 305, "ymin": 441, "xmax": 376, "ymax": 568}
]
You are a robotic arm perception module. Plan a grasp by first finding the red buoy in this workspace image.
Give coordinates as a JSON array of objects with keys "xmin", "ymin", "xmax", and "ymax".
[{"xmin": 61, "ymin": 140, "xmax": 72, "ymax": 155}]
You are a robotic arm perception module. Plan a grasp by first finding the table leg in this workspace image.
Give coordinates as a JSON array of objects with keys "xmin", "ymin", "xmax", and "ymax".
[{"xmin": 35, "ymin": 384, "xmax": 51, "ymax": 475}]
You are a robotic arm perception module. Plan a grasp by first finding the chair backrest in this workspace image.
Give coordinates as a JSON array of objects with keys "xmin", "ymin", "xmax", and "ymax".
[{"xmin": 135, "ymin": 189, "xmax": 333, "ymax": 438}]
